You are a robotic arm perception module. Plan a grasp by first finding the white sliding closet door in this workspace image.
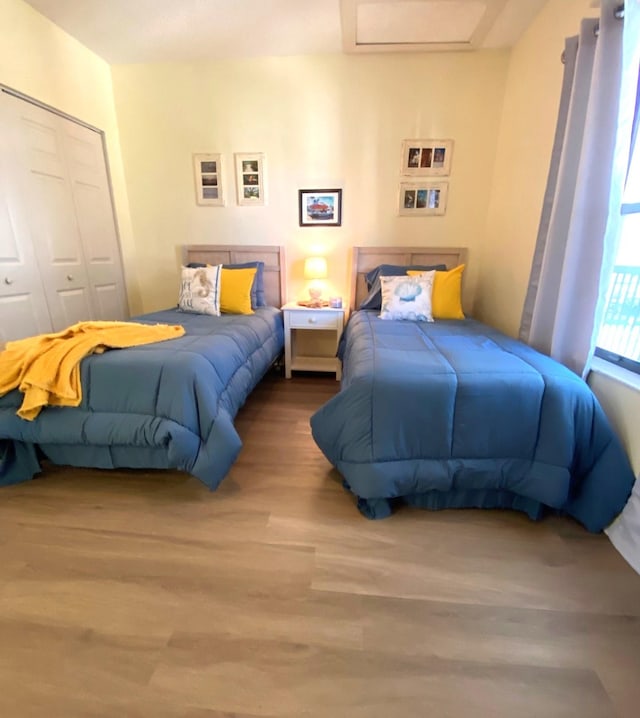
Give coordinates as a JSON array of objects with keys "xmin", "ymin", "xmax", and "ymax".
[
  {"xmin": 13, "ymin": 95, "xmax": 96, "ymax": 330},
  {"xmin": 0, "ymin": 95, "xmax": 53, "ymax": 343},
  {"xmin": 63, "ymin": 116, "xmax": 128, "ymax": 322},
  {"xmin": 0, "ymin": 89, "xmax": 128, "ymax": 340}
]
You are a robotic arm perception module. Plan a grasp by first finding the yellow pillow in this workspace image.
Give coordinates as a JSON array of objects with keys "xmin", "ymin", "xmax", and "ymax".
[
  {"xmin": 219, "ymin": 267, "xmax": 257, "ymax": 315},
  {"xmin": 408, "ymin": 264, "xmax": 465, "ymax": 319}
]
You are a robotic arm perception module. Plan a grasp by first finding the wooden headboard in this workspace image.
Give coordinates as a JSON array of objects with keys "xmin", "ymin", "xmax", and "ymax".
[
  {"xmin": 182, "ymin": 244, "xmax": 286, "ymax": 308},
  {"xmin": 350, "ymin": 246, "xmax": 468, "ymax": 310}
]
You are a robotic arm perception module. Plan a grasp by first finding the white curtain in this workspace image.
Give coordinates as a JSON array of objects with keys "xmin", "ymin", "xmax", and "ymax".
[{"xmin": 519, "ymin": 0, "xmax": 626, "ymax": 377}]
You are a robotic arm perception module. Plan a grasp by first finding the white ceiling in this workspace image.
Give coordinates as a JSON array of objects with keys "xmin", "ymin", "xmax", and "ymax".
[{"xmin": 23, "ymin": 0, "xmax": 548, "ymax": 64}]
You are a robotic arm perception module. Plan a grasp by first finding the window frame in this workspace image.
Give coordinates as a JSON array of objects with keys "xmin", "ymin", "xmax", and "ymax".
[
  {"xmin": 595, "ymin": 65, "xmax": 640, "ymax": 375},
  {"xmin": 595, "ymin": 204, "xmax": 640, "ymax": 375},
  {"xmin": 595, "ymin": 346, "xmax": 640, "ymax": 374}
]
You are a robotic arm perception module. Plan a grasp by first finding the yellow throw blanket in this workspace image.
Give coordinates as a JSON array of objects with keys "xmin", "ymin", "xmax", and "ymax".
[{"xmin": 0, "ymin": 321, "xmax": 185, "ymax": 421}]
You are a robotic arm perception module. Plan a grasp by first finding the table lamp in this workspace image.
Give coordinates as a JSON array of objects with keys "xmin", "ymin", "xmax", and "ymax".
[{"xmin": 303, "ymin": 256, "xmax": 328, "ymax": 307}]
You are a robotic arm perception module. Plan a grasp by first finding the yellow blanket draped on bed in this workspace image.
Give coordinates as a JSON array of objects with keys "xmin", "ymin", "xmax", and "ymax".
[{"xmin": 0, "ymin": 321, "xmax": 185, "ymax": 421}]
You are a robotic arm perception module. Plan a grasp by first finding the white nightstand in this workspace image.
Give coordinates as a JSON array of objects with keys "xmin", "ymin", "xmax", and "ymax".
[{"xmin": 282, "ymin": 302, "xmax": 345, "ymax": 380}]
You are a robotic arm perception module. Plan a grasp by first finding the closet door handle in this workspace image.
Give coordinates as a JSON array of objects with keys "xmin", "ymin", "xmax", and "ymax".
[
  {"xmin": 4, "ymin": 277, "xmax": 13, "ymax": 285},
  {"xmin": 66, "ymin": 274, "xmax": 74, "ymax": 281}
]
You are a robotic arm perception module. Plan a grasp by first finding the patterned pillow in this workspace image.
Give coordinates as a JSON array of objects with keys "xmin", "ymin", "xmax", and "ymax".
[
  {"xmin": 360, "ymin": 263, "xmax": 446, "ymax": 310},
  {"xmin": 379, "ymin": 272, "xmax": 435, "ymax": 322},
  {"xmin": 178, "ymin": 265, "xmax": 222, "ymax": 315}
]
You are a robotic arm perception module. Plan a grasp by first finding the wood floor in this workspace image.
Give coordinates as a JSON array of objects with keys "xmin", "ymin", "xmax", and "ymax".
[{"xmin": 1, "ymin": 371, "xmax": 639, "ymax": 717}]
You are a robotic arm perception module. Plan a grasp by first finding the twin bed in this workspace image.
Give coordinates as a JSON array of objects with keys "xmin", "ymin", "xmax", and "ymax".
[
  {"xmin": 0, "ymin": 244, "xmax": 285, "ymax": 490},
  {"xmin": 0, "ymin": 242, "xmax": 634, "ymax": 533},
  {"xmin": 310, "ymin": 246, "xmax": 636, "ymax": 532}
]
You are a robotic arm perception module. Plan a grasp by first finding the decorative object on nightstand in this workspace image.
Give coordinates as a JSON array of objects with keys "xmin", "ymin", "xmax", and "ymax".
[
  {"xmin": 298, "ymin": 256, "xmax": 328, "ymax": 307},
  {"xmin": 282, "ymin": 302, "xmax": 344, "ymax": 380}
]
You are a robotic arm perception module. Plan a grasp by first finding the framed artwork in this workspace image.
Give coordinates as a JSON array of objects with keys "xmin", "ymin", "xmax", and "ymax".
[
  {"xmin": 235, "ymin": 152, "xmax": 266, "ymax": 205},
  {"xmin": 401, "ymin": 139, "xmax": 453, "ymax": 176},
  {"xmin": 398, "ymin": 181, "xmax": 448, "ymax": 216},
  {"xmin": 298, "ymin": 189, "xmax": 342, "ymax": 227},
  {"xmin": 193, "ymin": 153, "xmax": 224, "ymax": 206}
]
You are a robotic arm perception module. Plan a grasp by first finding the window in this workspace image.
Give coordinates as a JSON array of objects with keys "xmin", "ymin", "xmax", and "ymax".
[{"xmin": 596, "ymin": 71, "xmax": 640, "ymax": 374}]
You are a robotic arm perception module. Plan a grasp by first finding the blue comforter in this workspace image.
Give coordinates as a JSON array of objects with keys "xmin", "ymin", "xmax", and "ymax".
[
  {"xmin": 0, "ymin": 307, "xmax": 283, "ymax": 489},
  {"xmin": 310, "ymin": 311, "xmax": 635, "ymax": 531}
]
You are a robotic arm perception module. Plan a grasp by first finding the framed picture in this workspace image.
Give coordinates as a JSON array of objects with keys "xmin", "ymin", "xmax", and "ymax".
[
  {"xmin": 398, "ymin": 181, "xmax": 449, "ymax": 216},
  {"xmin": 298, "ymin": 189, "xmax": 342, "ymax": 227},
  {"xmin": 235, "ymin": 152, "xmax": 266, "ymax": 206},
  {"xmin": 193, "ymin": 153, "xmax": 224, "ymax": 206},
  {"xmin": 401, "ymin": 139, "xmax": 453, "ymax": 176}
]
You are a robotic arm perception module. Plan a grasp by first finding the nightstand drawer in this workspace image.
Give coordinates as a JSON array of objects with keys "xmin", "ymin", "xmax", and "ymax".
[{"xmin": 286, "ymin": 311, "xmax": 340, "ymax": 330}]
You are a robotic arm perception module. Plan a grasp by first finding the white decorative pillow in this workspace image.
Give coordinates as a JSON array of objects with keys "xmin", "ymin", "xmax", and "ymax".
[
  {"xmin": 178, "ymin": 265, "xmax": 222, "ymax": 316},
  {"xmin": 379, "ymin": 272, "xmax": 435, "ymax": 322}
]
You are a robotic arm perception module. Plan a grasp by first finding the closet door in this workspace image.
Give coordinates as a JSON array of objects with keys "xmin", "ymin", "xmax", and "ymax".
[
  {"xmin": 6, "ymin": 93, "xmax": 96, "ymax": 331},
  {"xmin": 0, "ymin": 90, "xmax": 128, "ymax": 336},
  {"xmin": 63, "ymin": 118, "xmax": 128, "ymax": 321},
  {"xmin": 0, "ymin": 95, "xmax": 53, "ymax": 343}
]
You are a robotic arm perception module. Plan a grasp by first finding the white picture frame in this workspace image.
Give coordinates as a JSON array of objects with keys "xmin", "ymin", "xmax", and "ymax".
[
  {"xmin": 193, "ymin": 153, "xmax": 224, "ymax": 206},
  {"xmin": 401, "ymin": 139, "xmax": 453, "ymax": 177},
  {"xmin": 398, "ymin": 181, "xmax": 449, "ymax": 216},
  {"xmin": 234, "ymin": 152, "xmax": 266, "ymax": 206}
]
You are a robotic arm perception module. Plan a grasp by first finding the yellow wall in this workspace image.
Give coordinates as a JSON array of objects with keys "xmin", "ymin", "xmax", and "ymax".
[
  {"xmin": 479, "ymin": 0, "xmax": 597, "ymax": 335},
  {"xmin": 589, "ymin": 368, "xmax": 640, "ymax": 472},
  {"xmin": 0, "ymin": 0, "xmax": 141, "ymax": 312},
  {"xmin": 111, "ymin": 53, "xmax": 509, "ymax": 312}
]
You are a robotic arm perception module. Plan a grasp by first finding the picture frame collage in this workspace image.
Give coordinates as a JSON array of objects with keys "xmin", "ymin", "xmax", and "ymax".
[
  {"xmin": 235, "ymin": 153, "xmax": 265, "ymax": 206},
  {"xmin": 398, "ymin": 139, "xmax": 453, "ymax": 217},
  {"xmin": 193, "ymin": 138, "xmax": 454, "ymax": 220},
  {"xmin": 193, "ymin": 153, "xmax": 224, "ymax": 206},
  {"xmin": 193, "ymin": 151, "xmax": 343, "ymax": 227},
  {"xmin": 193, "ymin": 152, "xmax": 266, "ymax": 207}
]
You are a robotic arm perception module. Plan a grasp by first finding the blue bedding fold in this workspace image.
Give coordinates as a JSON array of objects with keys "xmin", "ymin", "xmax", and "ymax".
[
  {"xmin": 0, "ymin": 307, "xmax": 283, "ymax": 489},
  {"xmin": 311, "ymin": 311, "xmax": 635, "ymax": 531}
]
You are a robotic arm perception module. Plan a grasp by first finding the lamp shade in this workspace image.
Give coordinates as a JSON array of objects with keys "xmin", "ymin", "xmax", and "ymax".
[{"xmin": 304, "ymin": 256, "xmax": 328, "ymax": 280}]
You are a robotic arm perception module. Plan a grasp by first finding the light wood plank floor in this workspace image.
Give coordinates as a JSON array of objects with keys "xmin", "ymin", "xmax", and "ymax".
[{"xmin": 1, "ymin": 371, "xmax": 639, "ymax": 717}]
